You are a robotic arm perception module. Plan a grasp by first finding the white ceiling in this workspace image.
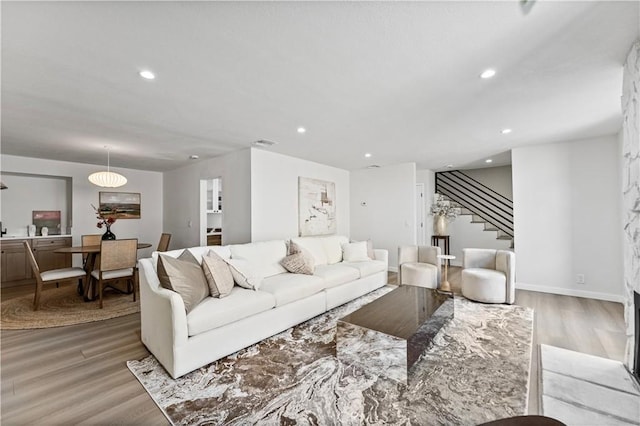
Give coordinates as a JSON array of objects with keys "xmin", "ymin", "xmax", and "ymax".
[{"xmin": 1, "ymin": 1, "xmax": 638, "ymax": 172}]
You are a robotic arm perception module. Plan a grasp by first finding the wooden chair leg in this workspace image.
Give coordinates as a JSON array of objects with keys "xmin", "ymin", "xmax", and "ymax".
[
  {"xmin": 99, "ymin": 278, "xmax": 104, "ymax": 309},
  {"xmin": 33, "ymin": 280, "xmax": 43, "ymax": 311},
  {"xmin": 133, "ymin": 270, "xmax": 138, "ymax": 302}
]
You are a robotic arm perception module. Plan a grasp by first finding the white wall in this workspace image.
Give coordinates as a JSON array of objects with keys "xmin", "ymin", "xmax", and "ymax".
[
  {"xmin": 0, "ymin": 173, "xmax": 70, "ymax": 235},
  {"xmin": 448, "ymin": 215, "xmax": 512, "ymax": 267},
  {"xmin": 512, "ymin": 135, "xmax": 623, "ymax": 302},
  {"xmin": 163, "ymin": 149, "xmax": 252, "ymax": 250},
  {"xmin": 250, "ymin": 149, "xmax": 350, "ymax": 241},
  {"xmin": 0, "ymin": 154, "xmax": 163, "ymax": 263},
  {"xmin": 461, "ymin": 165, "xmax": 513, "ymax": 199},
  {"xmin": 351, "ymin": 163, "xmax": 416, "ymax": 271}
]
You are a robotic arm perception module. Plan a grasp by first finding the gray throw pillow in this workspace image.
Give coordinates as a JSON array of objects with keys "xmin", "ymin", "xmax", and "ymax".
[
  {"xmin": 201, "ymin": 250, "xmax": 234, "ymax": 298},
  {"xmin": 158, "ymin": 254, "xmax": 209, "ymax": 313}
]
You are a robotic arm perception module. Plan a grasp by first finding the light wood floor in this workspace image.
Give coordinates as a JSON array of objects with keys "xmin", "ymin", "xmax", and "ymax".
[{"xmin": 1, "ymin": 269, "xmax": 627, "ymax": 424}]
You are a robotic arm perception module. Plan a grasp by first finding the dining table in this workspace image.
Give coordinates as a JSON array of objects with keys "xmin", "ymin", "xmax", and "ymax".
[{"xmin": 54, "ymin": 242, "xmax": 152, "ymax": 301}]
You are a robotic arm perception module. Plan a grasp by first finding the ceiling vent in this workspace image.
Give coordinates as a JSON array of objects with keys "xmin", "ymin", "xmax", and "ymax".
[{"xmin": 253, "ymin": 139, "xmax": 277, "ymax": 148}]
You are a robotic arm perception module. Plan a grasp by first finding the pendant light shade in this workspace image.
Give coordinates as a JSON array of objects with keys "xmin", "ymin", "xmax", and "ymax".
[{"xmin": 88, "ymin": 147, "xmax": 127, "ymax": 188}]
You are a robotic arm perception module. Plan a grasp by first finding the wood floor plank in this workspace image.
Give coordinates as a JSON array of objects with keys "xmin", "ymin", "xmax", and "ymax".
[{"xmin": 1, "ymin": 269, "xmax": 627, "ymax": 423}]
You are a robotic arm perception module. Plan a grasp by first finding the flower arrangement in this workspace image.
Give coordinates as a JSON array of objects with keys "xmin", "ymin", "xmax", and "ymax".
[
  {"xmin": 92, "ymin": 204, "xmax": 116, "ymax": 229},
  {"xmin": 429, "ymin": 194, "xmax": 459, "ymax": 220}
]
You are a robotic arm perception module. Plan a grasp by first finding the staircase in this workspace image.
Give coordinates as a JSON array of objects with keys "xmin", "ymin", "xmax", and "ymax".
[{"xmin": 435, "ymin": 170, "xmax": 514, "ymax": 247}]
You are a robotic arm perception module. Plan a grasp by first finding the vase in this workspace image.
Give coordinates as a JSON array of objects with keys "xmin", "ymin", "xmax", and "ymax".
[
  {"xmin": 434, "ymin": 215, "xmax": 448, "ymax": 236},
  {"xmin": 102, "ymin": 225, "xmax": 116, "ymax": 240}
]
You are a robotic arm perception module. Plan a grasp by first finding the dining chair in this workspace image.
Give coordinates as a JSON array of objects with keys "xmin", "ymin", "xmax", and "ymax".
[
  {"xmin": 157, "ymin": 233, "xmax": 171, "ymax": 252},
  {"xmin": 90, "ymin": 239, "xmax": 138, "ymax": 309},
  {"xmin": 81, "ymin": 234, "xmax": 102, "ymax": 267},
  {"xmin": 23, "ymin": 241, "xmax": 86, "ymax": 311}
]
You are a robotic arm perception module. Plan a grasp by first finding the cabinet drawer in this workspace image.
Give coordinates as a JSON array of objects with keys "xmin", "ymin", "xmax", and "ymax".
[
  {"xmin": 0, "ymin": 239, "xmax": 30, "ymax": 250},
  {"xmin": 33, "ymin": 237, "xmax": 71, "ymax": 248}
]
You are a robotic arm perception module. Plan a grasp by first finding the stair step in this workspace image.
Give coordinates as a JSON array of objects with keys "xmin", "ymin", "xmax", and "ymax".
[{"xmin": 497, "ymin": 235, "xmax": 513, "ymax": 240}]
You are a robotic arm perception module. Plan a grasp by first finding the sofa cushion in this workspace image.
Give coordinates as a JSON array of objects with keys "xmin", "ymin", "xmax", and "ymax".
[
  {"xmin": 225, "ymin": 258, "xmax": 263, "ymax": 290},
  {"xmin": 229, "ymin": 240, "xmax": 287, "ymax": 278},
  {"xmin": 342, "ymin": 241, "xmax": 371, "ymax": 262},
  {"xmin": 201, "ymin": 250, "xmax": 234, "ymax": 298},
  {"xmin": 290, "ymin": 237, "xmax": 327, "ymax": 266},
  {"xmin": 322, "ymin": 235, "xmax": 349, "ymax": 264},
  {"xmin": 342, "ymin": 260, "xmax": 387, "ymax": 278},
  {"xmin": 259, "ymin": 273, "xmax": 325, "ymax": 307},
  {"xmin": 313, "ymin": 264, "xmax": 360, "ymax": 289},
  {"xmin": 157, "ymin": 254, "xmax": 209, "ymax": 313},
  {"xmin": 280, "ymin": 252, "xmax": 314, "ymax": 275},
  {"xmin": 186, "ymin": 287, "xmax": 276, "ymax": 336}
]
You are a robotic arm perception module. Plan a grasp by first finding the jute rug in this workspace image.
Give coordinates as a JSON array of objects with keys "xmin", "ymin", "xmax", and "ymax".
[
  {"xmin": 1, "ymin": 284, "xmax": 140, "ymax": 329},
  {"xmin": 128, "ymin": 287, "xmax": 534, "ymax": 425}
]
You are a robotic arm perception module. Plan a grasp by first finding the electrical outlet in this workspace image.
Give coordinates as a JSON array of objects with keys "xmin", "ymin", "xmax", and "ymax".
[{"xmin": 576, "ymin": 274, "xmax": 585, "ymax": 284}]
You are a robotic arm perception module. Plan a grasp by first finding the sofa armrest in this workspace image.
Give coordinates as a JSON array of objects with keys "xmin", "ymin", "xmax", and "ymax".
[
  {"xmin": 373, "ymin": 248, "xmax": 388, "ymax": 268},
  {"xmin": 496, "ymin": 250, "xmax": 516, "ymax": 304},
  {"xmin": 139, "ymin": 258, "xmax": 189, "ymax": 376},
  {"xmin": 417, "ymin": 245, "xmax": 441, "ymax": 266}
]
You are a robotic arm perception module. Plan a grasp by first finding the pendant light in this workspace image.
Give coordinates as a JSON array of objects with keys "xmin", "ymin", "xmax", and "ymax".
[{"xmin": 88, "ymin": 146, "xmax": 127, "ymax": 188}]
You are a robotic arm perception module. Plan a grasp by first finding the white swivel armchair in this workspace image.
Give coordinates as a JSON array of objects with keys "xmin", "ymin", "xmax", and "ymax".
[
  {"xmin": 461, "ymin": 248, "xmax": 515, "ymax": 304},
  {"xmin": 397, "ymin": 245, "xmax": 441, "ymax": 288}
]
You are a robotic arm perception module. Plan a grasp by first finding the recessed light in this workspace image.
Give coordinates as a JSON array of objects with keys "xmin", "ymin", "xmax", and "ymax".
[
  {"xmin": 485, "ymin": 159, "xmax": 493, "ymax": 163},
  {"xmin": 446, "ymin": 164, "xmax": 454, "ymax": 168},
  {"xmin": 139, "ymin": 70, "xmax": 155, "ymax": 80},
  {"xmin": 189, "ymin": 155, "xmax": 199, "ymax": 160},
  {"xmin": 501, "ymin": 128, "xmax": 512, "ymax": 134},
  {"xmin": 366, "ymin": 165, "xmax": 381, "ymax": 169},
  {"xmin": 364, "ymin": 153, "xmax": 372, "ymax": 158},
  {"xmin": 297, "ymin": 127, "xmax": 306, "ymax": 134},
  {"xmin": 480, "ymin": 69, "xmax": 496, "ymax": 79}
]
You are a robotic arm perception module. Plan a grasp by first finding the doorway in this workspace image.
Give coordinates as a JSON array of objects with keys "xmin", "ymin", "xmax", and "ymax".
[
  {"xmin": 199, "ymin": 178, "xmax": 223, "ymax": 246},
  {"xmin": 416, "ymin": 183, "xmax": 425, "ymax": 245}
]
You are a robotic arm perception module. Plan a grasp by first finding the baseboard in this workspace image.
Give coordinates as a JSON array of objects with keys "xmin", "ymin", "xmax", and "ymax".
[
  {"xmin": 515, "ymin": 282, "xmax": 625, "ymax": 303},
  {"xmin": 388, "ymin": 266, "xmax": 398, "ymax": 273}
]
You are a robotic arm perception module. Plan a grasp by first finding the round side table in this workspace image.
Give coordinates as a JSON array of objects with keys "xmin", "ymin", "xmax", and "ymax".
[{"xmin": 437, "ymin": 254, "xmax": 456, "ymax": 292}]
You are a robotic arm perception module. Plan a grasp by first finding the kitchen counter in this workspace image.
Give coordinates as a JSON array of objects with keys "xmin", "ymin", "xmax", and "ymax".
[{"xmin": 1, "ymin": 234, "xmax": 72, "ymax": 240}]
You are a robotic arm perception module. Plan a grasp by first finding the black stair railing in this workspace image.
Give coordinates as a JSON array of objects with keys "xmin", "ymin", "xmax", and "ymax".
[{"xmin": 435, "ymin": 170, "xmax": 514, "ymax": 237}]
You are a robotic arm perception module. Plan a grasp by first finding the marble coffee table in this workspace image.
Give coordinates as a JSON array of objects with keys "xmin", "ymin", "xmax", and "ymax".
[{"xmin": 336, "ymin": 285, "xmax": 454, "ymax": 384}]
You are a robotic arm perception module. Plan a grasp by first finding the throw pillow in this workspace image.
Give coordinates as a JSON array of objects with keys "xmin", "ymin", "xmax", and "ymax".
[
  {"xmin": 177, "ymin": 248, "xmax": 200, "ymax": 265},
  {"xmin": 157, "ymin": 254, "xmax": 209, "ymax": 313},
  {"xmin": 224, "ymin": 258, "xmax": 263, "ymax": 290},
  {"xmin": 201, "ymin": 250, "xmax": 234, "ymax": 298},
  {"xmin": 289, "ymin": 240, "xmax": 303, "ymax": 255},
  {"xmin": 342, "ymin": 241, "xmax": 371, "ymax": 262},
  {"xmin": 280, "ymin": 251, "xmax": 315, "ymax": 275},
  {"xmin": 350, "ymin": 239, "xmax": 375, "ymax": 260}
]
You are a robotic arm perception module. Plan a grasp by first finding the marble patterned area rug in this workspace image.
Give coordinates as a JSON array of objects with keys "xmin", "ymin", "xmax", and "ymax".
[
  {"xmin": 540, "ymin": 344, "xmax": 640, "ymax": 425},
  {"xmin": 128, "ymin": 287, "xmax": 534, "ymax": 425}
]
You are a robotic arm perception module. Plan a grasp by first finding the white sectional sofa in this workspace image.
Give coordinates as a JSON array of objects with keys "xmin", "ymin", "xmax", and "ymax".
[{"xmin": 138, "ymin": 235, "xmax": 388, "ymax": 378}]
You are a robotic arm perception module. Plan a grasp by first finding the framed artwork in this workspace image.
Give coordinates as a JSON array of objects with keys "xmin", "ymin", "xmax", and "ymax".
[
  {"xmin": 32, "ymin": 210, "xmax": 61, "ymax": 235},
  {"xmin": 98, "ymin": 192, "xmax": 141, "ymax": 219},
  {"xmin": 298, "ymin": 177, "xmax": 336, "ymax": 236}
]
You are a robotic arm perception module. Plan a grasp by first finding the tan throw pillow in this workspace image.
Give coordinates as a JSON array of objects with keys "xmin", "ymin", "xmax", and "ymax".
[
  {"xmin": 201, "ymin": 250, "xmax": 234, "ymax": 298},
  {"xmin": 281, "ymin": 251, "xmax": 315, "ymax": 275},
  {"xmin": 224, "ymin": 258, "xmax": 263, "ymax": 290},
  {"xmin": 158, "ymin": 254, "xmax": 209, "ymax": 313},
  {"xmin": 177, "ymin": 248, "xmax": 200, "ymax": 265}
]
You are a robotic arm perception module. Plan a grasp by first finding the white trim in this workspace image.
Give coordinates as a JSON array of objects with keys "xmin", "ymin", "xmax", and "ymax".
[
  {"xmin": 516, "ymin": 282, "xmax": 625, "ymax": 303},
  {"xmin": 388, "ymin": 266, "xmax": 398, "ymax": 273}
]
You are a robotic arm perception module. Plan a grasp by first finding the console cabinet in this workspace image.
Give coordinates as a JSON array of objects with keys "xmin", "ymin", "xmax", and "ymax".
[{"xmin": 0, "ymin": 237, "xmax": 72, "ymax": 288}]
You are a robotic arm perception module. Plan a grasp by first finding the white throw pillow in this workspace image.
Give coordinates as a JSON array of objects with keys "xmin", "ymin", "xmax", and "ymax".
[
  {"xmin": 342, "ymin": 241, "xmax": 371, "ymax": 262},
  {"xmin": 224, "ymin": 258, "xmax": 263, "ymax": 290}
]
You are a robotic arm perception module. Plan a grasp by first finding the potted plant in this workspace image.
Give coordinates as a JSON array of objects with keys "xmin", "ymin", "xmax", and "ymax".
[{"xmin": 429, "ymin": 194, "xmax": 459, "ymax": 236}]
